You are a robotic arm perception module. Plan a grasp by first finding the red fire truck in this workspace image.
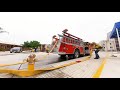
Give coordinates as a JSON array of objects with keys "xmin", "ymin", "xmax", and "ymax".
[{"xmin": 52, "ymin": 29, "xmax": 91, "ymax": 59}]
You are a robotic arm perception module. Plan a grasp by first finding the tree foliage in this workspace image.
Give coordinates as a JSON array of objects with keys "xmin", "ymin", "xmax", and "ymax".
[{"xmin": 23, "ymin": 41, "xmax": 40, "ymax": 48}]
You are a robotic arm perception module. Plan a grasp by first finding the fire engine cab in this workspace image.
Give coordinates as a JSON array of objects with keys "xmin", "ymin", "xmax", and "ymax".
[{"xmin": 52, "ymin": 29, "xmax": 90, "ymax": 59}]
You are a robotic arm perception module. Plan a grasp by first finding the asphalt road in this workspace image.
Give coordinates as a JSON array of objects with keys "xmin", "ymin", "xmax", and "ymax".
[
  {"xmin": 0, "ymin": 51, "xmax": 70, "ymax": 70},
  {"xmin": 0, "ymin": 51, "xmax": 88, "ymax": 78}
]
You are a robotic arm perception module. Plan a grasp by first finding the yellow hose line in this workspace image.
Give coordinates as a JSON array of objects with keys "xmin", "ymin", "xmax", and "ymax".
[
  {"xmin": 0, "ymin": 61, "xmax": 27, "ymax": 67},
  {"xmin": 0, "ymin": 69, "xmax": 45, "ymax": 77},
  {"xmin": 0, "ymin": 56, "xmax": 90, "ymax": 77},
  {"xmin": 92, "ymin": 53, "xmax": 109, "ymax": 78}
]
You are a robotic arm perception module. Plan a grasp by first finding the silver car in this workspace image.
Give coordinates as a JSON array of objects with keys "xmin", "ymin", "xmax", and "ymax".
[{"xmin": 10, "ymin": 47, "xmax": 22, "ymax": 53}]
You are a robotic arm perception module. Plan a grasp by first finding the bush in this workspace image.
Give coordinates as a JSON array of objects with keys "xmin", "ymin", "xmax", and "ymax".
[{"xmin": 0, "ymin": 48, "xmax": 5, "ymax": 51}]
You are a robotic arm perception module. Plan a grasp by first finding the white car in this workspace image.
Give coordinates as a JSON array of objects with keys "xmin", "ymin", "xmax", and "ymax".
[{"xmin": 10, "ymin": 47, "xmax": 22, "ymax": 53}]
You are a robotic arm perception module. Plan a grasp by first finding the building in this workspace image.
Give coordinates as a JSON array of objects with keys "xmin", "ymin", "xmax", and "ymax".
[
  {"xmin": 40, "ymin": 44, "xmax": 51, "ymax": 52},
  {"xmin": 114, "ymin": 38, "xmax": 120, "ymax": 51},
  {"xmin": 99, "ymin": 32, "xmax": 116, "ymax": 51},
  {"xmin": 99, "ymin": 40, "xmax": 107, "ymax": 51},
  {"xmin": 99, "ymin": 31, "xmax": 119, "ymax": 51},
  {"xmin": 99, "ymin": 39, "xmax": 117, "ymax": 51},
  {"xmin": 0, "ymin": 41, "xmax": 22, "ymax": 51},
  {"xmin": 109, "ymin": 22, "xmax": 120, "ymax": 51},
  {"xmin": 107, "ymin": 31, "xmax": 120, "ymax": 51},
  {"xmin": 100, "ymin": 22, "xmax": 120, "ymax": 51}
]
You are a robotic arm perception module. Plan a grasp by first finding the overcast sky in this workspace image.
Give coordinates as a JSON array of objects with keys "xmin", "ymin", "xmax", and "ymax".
[{"xmin": 0, "ymin": 12, "xmax": 120, "ymax": 45}]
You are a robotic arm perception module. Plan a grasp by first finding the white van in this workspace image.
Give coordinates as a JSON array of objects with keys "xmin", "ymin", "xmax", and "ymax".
[{"xmin": 10, "ymin": 47, "xmax": 22, "ymax": 53}]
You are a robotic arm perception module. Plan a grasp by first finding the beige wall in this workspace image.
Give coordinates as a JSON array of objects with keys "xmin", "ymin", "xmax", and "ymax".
[
  {"xmin": 99, "ymin": 39, "xmax": 117, "ymax": 51},
  {"xmin": 0, "ymin": 43, "xmax": 22, "ymax": 51}
]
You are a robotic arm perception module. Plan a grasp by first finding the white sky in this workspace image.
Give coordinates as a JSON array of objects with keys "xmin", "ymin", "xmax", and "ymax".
[{"xmin": 0, "ymin": 12, "xmax": 120, "ymax": 45}]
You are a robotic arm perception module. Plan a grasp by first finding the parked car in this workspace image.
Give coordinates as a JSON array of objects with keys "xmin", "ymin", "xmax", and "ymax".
[{"xmin": 10, "ymin": 47, "xmax": 22, "ymax": 53}]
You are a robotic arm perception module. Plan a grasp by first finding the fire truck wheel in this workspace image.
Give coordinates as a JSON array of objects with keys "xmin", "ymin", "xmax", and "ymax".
[
  {"xmin": 60, "ymin": 55, "xmax": 66, "ymax": 59},
  {"xmin": 74, "ymin": 49, "xmax": 80, "ymax": 58}
]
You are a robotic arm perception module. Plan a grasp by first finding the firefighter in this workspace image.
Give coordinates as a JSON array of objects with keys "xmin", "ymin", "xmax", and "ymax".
[
  {"xmin": 34, "ymin": 47, "xmax": 37, "ymax": 52},
  {"xmin": 94, "ymin": 47, "xmax": 100, "ymax": 59}
]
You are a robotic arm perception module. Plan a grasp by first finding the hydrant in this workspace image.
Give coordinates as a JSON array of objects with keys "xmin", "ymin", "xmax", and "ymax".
[{"xmin": 26, "ymin": 54, "xmax": 37, "ymax": 71}]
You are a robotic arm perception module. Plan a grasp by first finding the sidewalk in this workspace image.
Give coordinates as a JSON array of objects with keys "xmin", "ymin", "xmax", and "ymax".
[
  {"xmin": 32, "ymin": 52, "xmax": 107, "ymax": 78},
  {"xmin": 0, "ymin": 51, "xmax": 13, "ymax": 56},
  {"xmin": 0, "ymin": 51, "xmax": 9, "ymax": 54},
  {"xmin": 100, "ymin": 52, "xmax": 120, "ymax": 78}
]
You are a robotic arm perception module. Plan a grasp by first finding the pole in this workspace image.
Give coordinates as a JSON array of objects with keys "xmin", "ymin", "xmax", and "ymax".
[
  {"xmin": 116, "ymin": 28, "xmax": 120, "ymax": 51},
  {"xmin": 11, "ymin": 63, "xmax": 23, "ymax": 78}
]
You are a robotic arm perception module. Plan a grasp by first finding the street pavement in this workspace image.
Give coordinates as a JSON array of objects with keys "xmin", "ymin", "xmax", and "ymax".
[
  {"xmin": 0, "ymin": 51, "xmax": 60, "ymax": 65},
  {"xmin": 1, "ymin": 51, "xmax": 119, "ymax": 78},
  {"xmin": 0, "ymin": 51, "xmax": 88, "ymax": 78}
]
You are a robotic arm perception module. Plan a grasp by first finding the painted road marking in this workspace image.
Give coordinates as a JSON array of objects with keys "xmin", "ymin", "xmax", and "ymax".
[{"xmin": 92, "ymin": 53, "xmax": 109, "ymax": 78}]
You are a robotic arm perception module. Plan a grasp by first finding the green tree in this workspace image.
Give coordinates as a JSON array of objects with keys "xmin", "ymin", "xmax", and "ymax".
[
  {"xmin": 23, "ymin": 41, "xmax": 30, "ymax": 48},
  {"xmin": 23, "ymin": 40, "xmax": 41, "ymax": 49},
  {"xmin": 29, "ymin": 41, "xmax": 41, "ymax": 48}
]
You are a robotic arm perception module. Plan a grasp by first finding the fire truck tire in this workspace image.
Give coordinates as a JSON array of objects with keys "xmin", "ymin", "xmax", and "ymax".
[
  {"xmin": 60, "ymin": 55, "xmax": 66, "ymax": 59},
  {"xmin": 74, "ymin": 49, "xmax": 80, "ymax": 58}
]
